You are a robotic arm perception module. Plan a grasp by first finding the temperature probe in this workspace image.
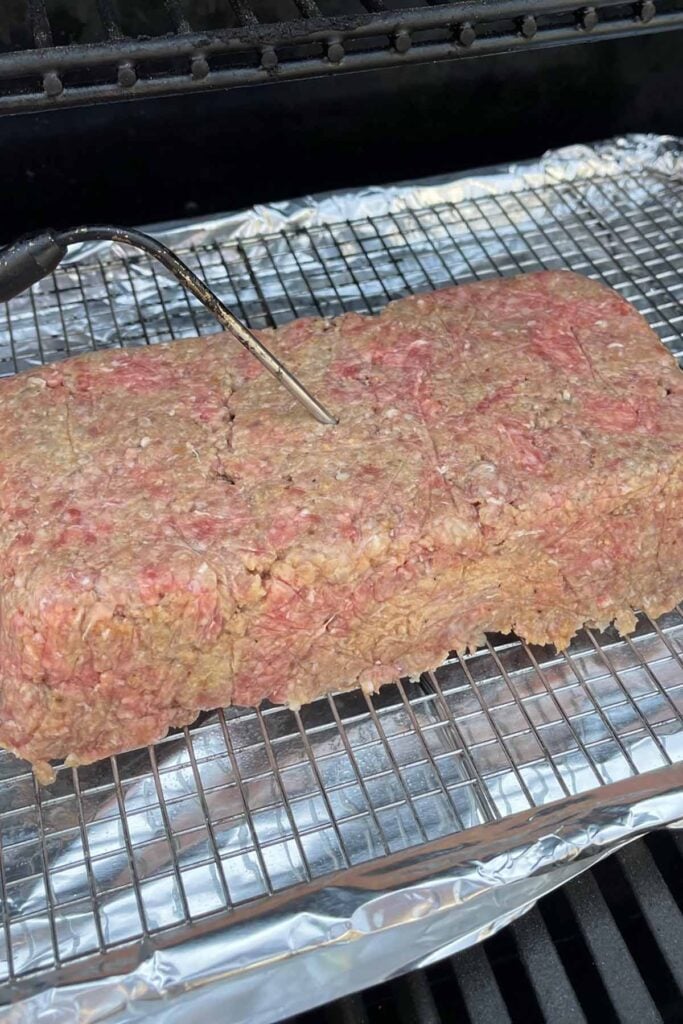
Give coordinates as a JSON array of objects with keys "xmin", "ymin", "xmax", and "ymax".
[{"xmin": 0, "ymin": 225, "xmax": 337, "ymax": 426}]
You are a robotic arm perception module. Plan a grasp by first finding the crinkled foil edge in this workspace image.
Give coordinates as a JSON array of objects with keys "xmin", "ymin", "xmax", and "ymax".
[
  {"xmin": 62, "ymin": 132, "xmax": 682, "ymax": 259},
  {"xmin": 5, "ymin": 772, "xmax": 682, "ymax": 1024}
]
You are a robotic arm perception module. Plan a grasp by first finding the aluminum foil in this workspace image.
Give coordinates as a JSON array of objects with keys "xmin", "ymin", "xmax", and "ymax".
[{"xmin": 0, "ymin": 133, "xmax": 682, "ymax": 1024}]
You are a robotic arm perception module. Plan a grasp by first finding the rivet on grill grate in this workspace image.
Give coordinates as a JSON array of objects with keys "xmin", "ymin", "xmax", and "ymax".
[
  {"xmin": 393, "ymin": 29, "xmax": 412, "ymax": 53},
  {"xmin": 42, "ymin": 70, "xmax": 63, "ymax": 98},
  {"xmin": 519, "ymin": 14, "xmax": 537, "ymax": 37},
  {"xmin": 638, "ymin": 0, "xmax": 656, "ymax": 20},
  {"xmin": 261, "ymin": 47, "xmax": 279, "ymax": 70},
  {"xmin": 191, "ymin": 56, "xmax": 210, "ymax": 80},
  {"xmin": 579, "ymin": 6, "xmax": 599, "ymax": 29},
  {"xmin": 457, "ymin": 22, "xmax": 476, "ymax": 46},
  {"xmin": 327, "ymin": 40, "xmax": 345, "ymax": 63},
  {"xmin": 117, "ymin": 62, "xmax": 137, "ymax": 88}
]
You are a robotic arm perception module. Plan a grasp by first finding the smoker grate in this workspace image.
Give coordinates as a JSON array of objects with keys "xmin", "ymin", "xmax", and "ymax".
[
  {"xmin": 0, "ymin": 164, "xmax": 682, "ymax": 1008},
  {"xmin": 0, "ymin": 0, "xmax": 682, "ymax": 112}
]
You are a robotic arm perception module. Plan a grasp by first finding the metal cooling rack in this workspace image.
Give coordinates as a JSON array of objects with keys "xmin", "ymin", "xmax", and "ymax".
[{"xmin": 0, "ymin": 165, "xmax": 682, "ymax": 1001}]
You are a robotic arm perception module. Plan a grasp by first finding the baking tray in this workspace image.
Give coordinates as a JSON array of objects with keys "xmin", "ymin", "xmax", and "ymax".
[{"xmin": 0, "ymin": 134, "xmax": 681, "ymax": 1023}]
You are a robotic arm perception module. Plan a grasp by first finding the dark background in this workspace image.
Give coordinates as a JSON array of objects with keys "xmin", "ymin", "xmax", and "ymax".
[{"xmin": 0, "ymin": 30, "xmax": 681, "ymax": 240}]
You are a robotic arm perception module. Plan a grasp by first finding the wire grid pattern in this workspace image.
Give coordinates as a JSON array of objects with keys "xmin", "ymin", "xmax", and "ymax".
[{"xmin": 0, "ymin": 168, "xmax": 682, "ymax": 989}]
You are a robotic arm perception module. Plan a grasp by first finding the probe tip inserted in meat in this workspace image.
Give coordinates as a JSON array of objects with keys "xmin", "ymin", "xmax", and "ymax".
[{"xmin": 0, "ymin": 224, "xmax": 338, "ymax": 426}]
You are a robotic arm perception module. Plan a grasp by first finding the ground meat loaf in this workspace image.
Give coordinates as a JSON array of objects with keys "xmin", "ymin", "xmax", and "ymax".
[{"xmin": 0, "ymin": 270, "xmax": 681, "ymax": 781}]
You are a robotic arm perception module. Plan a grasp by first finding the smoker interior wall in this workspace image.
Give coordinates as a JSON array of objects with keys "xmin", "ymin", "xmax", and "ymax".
[{"xmin": 1, "ymin": 30, "xmax": 681, "ymax": 242}]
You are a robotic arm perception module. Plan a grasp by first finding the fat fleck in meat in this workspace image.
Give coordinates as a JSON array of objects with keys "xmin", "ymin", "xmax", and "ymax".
[{"xmin": 0, "ymin": 270, "xmax": 681, "ymax": 782}]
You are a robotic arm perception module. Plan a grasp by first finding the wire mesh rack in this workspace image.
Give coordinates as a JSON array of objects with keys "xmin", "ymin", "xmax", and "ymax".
[{"xmin": 0, "ymin": 163, "xmax": 682, "ymax": 1003}]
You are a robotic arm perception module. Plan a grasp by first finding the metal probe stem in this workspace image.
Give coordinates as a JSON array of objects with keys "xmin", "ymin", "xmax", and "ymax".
[{"xmin": 56, "ymin": 225, "xmax": 338, "ymax": 426}]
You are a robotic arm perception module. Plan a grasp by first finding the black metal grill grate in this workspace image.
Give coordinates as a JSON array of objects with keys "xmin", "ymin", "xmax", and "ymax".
[
  {"xmin": 288, "ymin": 829, "xmax": 683, "ymax": 1024},
  {"xmin": 0, "ymin": 0, "xmax": 682, "ymax": 112}
]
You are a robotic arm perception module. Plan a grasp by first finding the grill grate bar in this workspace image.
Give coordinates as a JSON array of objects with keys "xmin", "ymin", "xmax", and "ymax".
[
  {"xmin": 2, "ymin": 302, "xmax": 19, "ymax": 375},
  {"xmin": 511, "ymin": 906, "xmax": 588, "ymax": 1023},
  {"xmin": 648, "ymin": 614, "xmax": 683, "ymax": 672},
  {"xmin": 230, "ymin": 0, "xmax": 260, "ymax": 27},
  {"xmin": 450, "ymin": 943, "xmax": 513, "ymax": 1023},
  {"xmin": 27, "ymin": 0, "xmax": 53, "ymax": 49},
  {"xmin": 0, "ymin": 816, "xmax": 15, "ymax": 983},
  {"xmin": 0, "ymin": 8, "xmax": 681, "ymax": 112},
  {"xmin": 598, "ymin": 173, "xmax": 683, "ymax": 286},
  {"xmin": 622, "ymin": 181, "xmax": 683, "ymax": 359},
  {"xmin": 292, "ymin": 0, "xmax": 323, "ymax": 17},
  {"xmin": 386, "ymin": 209, "xmax": 459, "ymax": 290},
  {"xmin": 646, "ymin": 830, "xmax": 683, "ymax": 913},
  {"xmin": 92, "ymin": 257, "xmax": 133, "ymax": 349},
  {"xmin": 565, "ymin": 870, "xmax": 662, "ymax": 1022},
  {"xmin": 394, "ymin": 971, "xmax": 441, "ymax": 1023},
  {"xmin": 323, "ymin": 993, "xmax": 369, "ymax": 1024},
  {"xmin": 365, "ymin": 214, "xmax": 428, "ymax": 297},
  {"xmin": 236, "ymin": 239, "xmax": 283, "ymax": 328},
  {"xmin": 96, "ymin": 0, "xmax": 125, "ymax": 40},
  {"xmin": 128, "ymin": 255, "xmax": 175, "ymax": 338},
  {"xmin": 429, "ymin": 205, "xmax": 497, "ymax": 282},
  {"xmin": 165, "ymin": 0, "xmax": 193, "ymax": 33},
  {"xmin": 280, "ymin": 231, "xmax": 332, "ymax": 316},
  {"xmin": 616, "ymin": 842, "xmax": 683, "ymax": 992},
  {"xmin": 471, "ymin": 194, "xmax": 531, "ymax": 275},
  {"xmin": 26, "ymin": 287, "xmax": 49, "ymax": 365}
]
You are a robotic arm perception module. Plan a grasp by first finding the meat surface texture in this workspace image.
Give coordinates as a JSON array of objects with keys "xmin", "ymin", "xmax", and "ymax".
[{"xmin": 0, "ymin": 270, "xmax": 681, "ymax": 781}]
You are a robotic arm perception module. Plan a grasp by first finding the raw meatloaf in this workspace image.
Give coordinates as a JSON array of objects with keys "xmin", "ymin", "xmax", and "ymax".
[{"xmin": 0, "ymin": 270, "xmax": 681, "ymax": 781}]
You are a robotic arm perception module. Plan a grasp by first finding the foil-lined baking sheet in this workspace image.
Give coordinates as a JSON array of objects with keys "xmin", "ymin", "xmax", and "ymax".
[{"xmin": 0, "ymin": 133, "xmax": 682, "ymax": 1023}]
